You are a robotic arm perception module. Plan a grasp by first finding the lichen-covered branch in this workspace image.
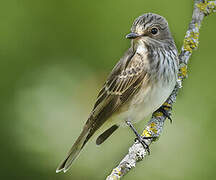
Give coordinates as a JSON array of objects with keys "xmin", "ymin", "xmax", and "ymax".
[{"xmin": 106, "ymin": 1, "xmax": 216, "ymax": 179}]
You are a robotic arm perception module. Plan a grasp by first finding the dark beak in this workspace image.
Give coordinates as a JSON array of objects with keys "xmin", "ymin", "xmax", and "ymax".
[{"xmin": 126, "ymin": 32, "xmax": 140, "ymax": 39}]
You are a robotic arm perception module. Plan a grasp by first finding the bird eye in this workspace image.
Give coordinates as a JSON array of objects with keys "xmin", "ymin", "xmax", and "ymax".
[{"xmin": 151, "ymin": 27, "xmax": 158, "ymax": 35}]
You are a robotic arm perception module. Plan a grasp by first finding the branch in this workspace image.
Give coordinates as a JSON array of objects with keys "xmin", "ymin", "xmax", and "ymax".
[{"xmin": 106, "ymin": 1, "xmax": 216, "ymax": 179}]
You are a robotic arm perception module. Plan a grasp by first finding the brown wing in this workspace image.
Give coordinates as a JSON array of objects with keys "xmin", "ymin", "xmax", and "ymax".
[
  {"xmin": 83, "ymin": 48, "xmax": 147, "ymax": 144},
  {"xmin": 55, "ymin": 49, "xmax": 148, "ymax": 173}
]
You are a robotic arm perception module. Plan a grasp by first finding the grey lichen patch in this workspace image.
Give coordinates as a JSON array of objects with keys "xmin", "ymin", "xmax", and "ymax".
[{"xmin": 106, "ymin": 167, "xmax": 122, "ymax": 180}]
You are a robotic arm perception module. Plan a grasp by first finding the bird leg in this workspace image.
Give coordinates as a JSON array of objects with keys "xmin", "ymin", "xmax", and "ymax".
[{"xmin": 126, "ymin": 120, "xmax": 156, "ymax": 154}]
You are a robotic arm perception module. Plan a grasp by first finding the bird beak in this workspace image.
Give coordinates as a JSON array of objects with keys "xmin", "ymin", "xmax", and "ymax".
[{"xmin": 126, "ymin": 32, "xmax": 140, "ymax": 39}]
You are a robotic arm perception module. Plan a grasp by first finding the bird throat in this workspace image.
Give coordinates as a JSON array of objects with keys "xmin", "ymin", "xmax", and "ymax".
[{"xmin": 133, "ymin": 39, "xmax": 148, "ymax": 54}]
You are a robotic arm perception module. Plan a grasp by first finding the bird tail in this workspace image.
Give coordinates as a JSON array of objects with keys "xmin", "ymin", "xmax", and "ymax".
[{"xmin": 56, "ymin": 127, "xmax": 90, "ymax": 173}]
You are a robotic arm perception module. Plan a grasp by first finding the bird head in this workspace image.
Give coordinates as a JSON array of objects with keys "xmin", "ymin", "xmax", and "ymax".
[{"xmin": 126, "ymin": 13, "xmax": 173, "ymax": 45}]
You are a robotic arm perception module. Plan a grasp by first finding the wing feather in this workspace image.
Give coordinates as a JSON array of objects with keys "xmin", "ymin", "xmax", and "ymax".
[{"xmin": 84, "ymin": 48, "xmax": 147, "ymax": 142}]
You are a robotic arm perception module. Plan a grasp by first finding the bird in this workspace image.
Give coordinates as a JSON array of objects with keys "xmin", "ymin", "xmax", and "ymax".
[{"xmin": 56, "ymin": 13, "xmax": 179, "ymax": 173}]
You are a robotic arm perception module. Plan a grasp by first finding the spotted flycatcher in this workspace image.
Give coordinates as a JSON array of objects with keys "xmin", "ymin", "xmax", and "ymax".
[{"xmin": 56, "ymin": 13, "xmax": 179, "ymax": 173}]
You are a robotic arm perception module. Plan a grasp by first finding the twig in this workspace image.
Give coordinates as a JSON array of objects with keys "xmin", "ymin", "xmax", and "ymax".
[{"xmin": 106, "ymin": 1, "xmax": 216, "ymax": 179}]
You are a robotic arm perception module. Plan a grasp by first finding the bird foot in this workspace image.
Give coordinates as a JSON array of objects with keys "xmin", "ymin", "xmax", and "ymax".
[
  {"xmin": 156, "ymin": 105, "xmax": 172, "ymax": 123},
  {"xmin": 126, "ymin": 120, "xmax": 156, "ymax": 155},
  {"xmin": 134, "ymin": 136, "xmax": 157, "ymax": 155}
]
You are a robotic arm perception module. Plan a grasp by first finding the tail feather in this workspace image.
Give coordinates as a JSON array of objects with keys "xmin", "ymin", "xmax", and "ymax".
[
  {"xmin": 56, "ymin": 127, "xmax": 89, "ymax": 173},
  {"xmin": 96, "ymin": 125, "xmax": 119, "ymax": 145}
]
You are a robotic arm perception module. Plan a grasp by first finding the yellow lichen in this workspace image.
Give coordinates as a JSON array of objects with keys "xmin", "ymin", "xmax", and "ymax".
[
  {"xmin": 207, "ymin": 2, "xmax": 216, "ymax": 14},
  {"xmin": 197, "ymin": 1, "xmax": 209, "ymax": 13},
  {"xmin": 149, "ymin": 122, "xmax": 157, "ymax": 134},
  {"xmin": 197, "ymin": 1, "xmax": 216, "ymax": 15},
  {"xmin": 163, "ymin": 102, "xmax": 171, "ymax": 107},
  {"xmin": 162, "ymin": 102, "xmax": 172, "ymax": 110},
  {"xmin": 153, "ymin": 111, "xmax": 163, "ymax": 117},
  {"xmin": 142, "ymin": 129, "xmax": 151, "ymax": 137},
  {"xmin": 150, "ymin": 122, "xmax": 156, "ymax": 128},
  {"xmin": 183, "ymin": 31, "xmax": 199, "ymax": 53},
  {"xmin": 110, "ymin": 175, "xmax": 119, "ymax": 180},
  {"xmin": 178, "ymin": 65, "xmax": 188, "ymax": 78},
  {"xmin": 149, "ymin": 127, "xmax": 157, "ymax": 134},
  {"xmin": 112, "ymin": 168, "xmax": 122, "ymax": 176}
]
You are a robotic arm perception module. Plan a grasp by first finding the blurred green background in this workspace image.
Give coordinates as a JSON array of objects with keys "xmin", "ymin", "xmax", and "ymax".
[{"xmin": 1, "ymin": 0, "xmax": 216, "ymax": 179}]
